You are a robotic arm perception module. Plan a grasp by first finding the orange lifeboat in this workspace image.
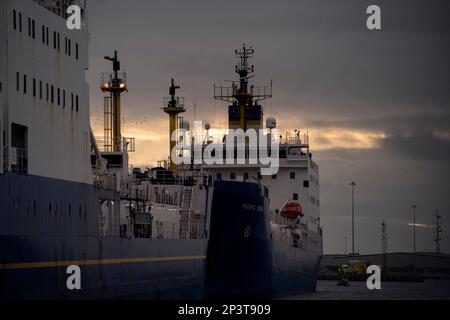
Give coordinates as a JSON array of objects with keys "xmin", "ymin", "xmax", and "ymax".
[{"xmin": 281, "ymin": 201, "xmax": 303, "ymax": 220}]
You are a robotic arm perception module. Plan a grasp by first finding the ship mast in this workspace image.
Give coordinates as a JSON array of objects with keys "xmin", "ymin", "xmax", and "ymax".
[
  {"xmin": 163, "ymin": 79, "xmax": 186, "ymax": 172},
  {"xmin": 101, "ymin": 50, "xmax": 128, "ymax": 152},
  {"xmin": 214, "ymin": 44, "xmax": 272, "ymax": 132}
]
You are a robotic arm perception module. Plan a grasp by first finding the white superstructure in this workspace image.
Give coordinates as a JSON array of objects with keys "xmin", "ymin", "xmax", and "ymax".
[{"xmin": 0, "ymin": 0, "xmax": 91, "ymax": 184}]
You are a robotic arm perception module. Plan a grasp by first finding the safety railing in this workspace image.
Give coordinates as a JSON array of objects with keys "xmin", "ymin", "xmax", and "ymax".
[
  {"xmin": 100, "ymin": 72, "xmax": 127, "ymax": 88},
  {"xmin": 9, "ymin": 147, "xmax": 28, "ymax": 175},
  {"xmin": 96, "ymin": 137, "xmax": 135, "ymax": 153}
]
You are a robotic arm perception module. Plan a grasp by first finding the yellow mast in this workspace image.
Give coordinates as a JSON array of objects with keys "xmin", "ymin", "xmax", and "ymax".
[
  {"xmin": 163, "ymin": 79, "xmax": 186, "ymax": 171},
  {"xmin": 101, "ymin": 51, "xmax": 127, "ymax": 152}
]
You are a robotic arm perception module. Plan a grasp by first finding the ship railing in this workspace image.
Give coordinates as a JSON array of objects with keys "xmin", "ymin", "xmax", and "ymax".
[
  {"xmin": 279, "ymin": 131, "xmax": 310, "ymax": 146},
  {"xmin": 33, "ymin": 0, "xmax": 87, "ymax": 22},
  {"xmin": 100, "ymin": 72, "xmax": 127, "ymax": 87},
  {"xmin": 147, "ymin": 171, "xmax": 199, "ymax": 186},
  {"xmin": 249, "ymin": 85, "xmax": 273, "ymax": 101},
  {"xmin": 163, "ymin": 96, "xmax": 185, "ymax": 108},
  {"xmin": 213, "ymin": 84, "xmax": 272, "ymax": 102},
  {"xmin": 6, "ymin": 147, "xmax": 28, "ymax": 175},
  {"xmin": 96, "ymin": 137, "xmax": 135, "ymax": 153},
  {"xmin": 151, "ymin": 193, "xmax": 179, "ymax": 206},
  {"xmin": 94, "ymin": 172, "xmax": 117, "ymax": 191},
  {"xmin": 214, "ymin": 85, "xmax": 235, "ymax": 102},
  {"xmin": 270, "ymin": 211, "xmax": 302, "ymax": 228}
]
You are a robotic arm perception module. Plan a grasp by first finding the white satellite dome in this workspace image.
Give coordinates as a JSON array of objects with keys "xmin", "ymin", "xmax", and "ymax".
[{"xmin": 266, "ymin": 116, "xmax": 277, "ymax": 129}]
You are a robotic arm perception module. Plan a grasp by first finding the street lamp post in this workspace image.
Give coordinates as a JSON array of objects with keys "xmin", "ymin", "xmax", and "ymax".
[
  {"xmin": 412, "ymin": 204, "xmax": 417, "ymax": 274},
  {"xmin": 350, "ymin": 181, "xmax": 357, "ymax": 260}
]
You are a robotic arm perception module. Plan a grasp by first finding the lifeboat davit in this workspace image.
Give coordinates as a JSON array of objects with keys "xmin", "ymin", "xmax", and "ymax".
[{"xmin": 281, "ymin": 201, "xmax": 303, "ymax": 220}]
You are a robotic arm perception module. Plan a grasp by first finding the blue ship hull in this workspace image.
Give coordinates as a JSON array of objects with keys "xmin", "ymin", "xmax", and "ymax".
[
  {"xmin": 0, "ymin": 172, "xmax": 207, "ymax": 300},
  {"xmin": 205, "ymin": 180, "xmax": 321, "ymax": 299}
]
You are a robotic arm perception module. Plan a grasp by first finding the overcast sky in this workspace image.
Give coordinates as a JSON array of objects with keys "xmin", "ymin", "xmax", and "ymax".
[{"xmin": 86, "ymin": 0, "xmax": 450, "ymax": 254}]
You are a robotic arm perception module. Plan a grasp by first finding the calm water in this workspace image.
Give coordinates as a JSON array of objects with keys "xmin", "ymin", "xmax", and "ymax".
[{"xmin": 288, "ymin": 280, "xmax": 450, "ymax": 300}]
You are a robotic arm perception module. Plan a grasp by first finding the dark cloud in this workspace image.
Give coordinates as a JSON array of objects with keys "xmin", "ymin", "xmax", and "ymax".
[{"xmin": 381, "ymin": 127, "xmax": 450, "ymax": 165}]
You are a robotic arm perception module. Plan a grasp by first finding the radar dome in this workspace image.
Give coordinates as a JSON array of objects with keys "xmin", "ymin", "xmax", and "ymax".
[{"xmin": 266, "ymin": 117, "xmax": 277, "ymax": 129}]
